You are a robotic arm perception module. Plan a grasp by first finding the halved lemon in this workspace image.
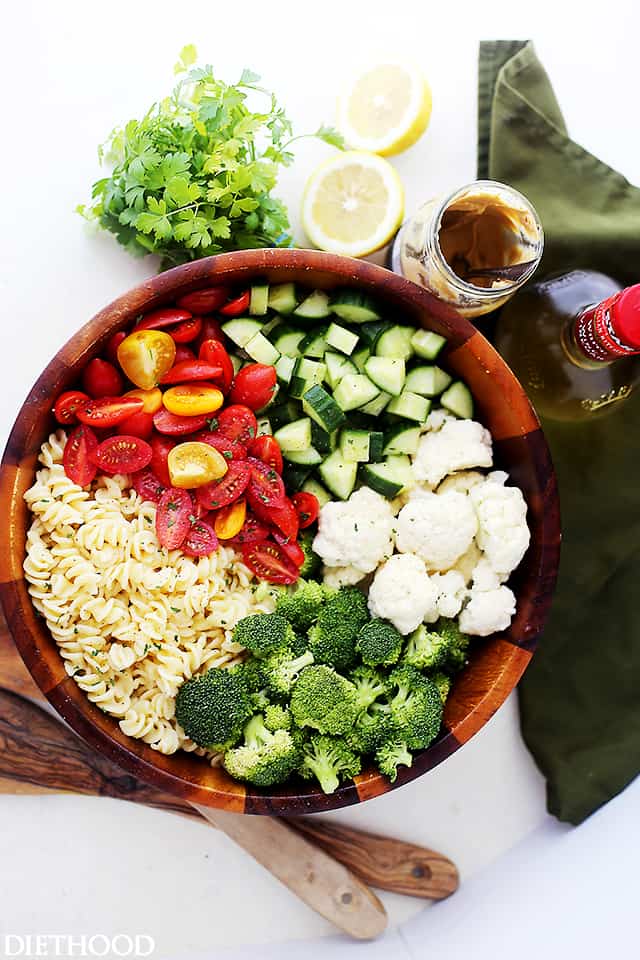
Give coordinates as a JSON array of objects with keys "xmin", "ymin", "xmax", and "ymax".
[
  {"xmin": 302, "ymin": 151, "xmax": 404, "ymax": 257},
  {"xmin": 337, "ymin": 63, "xmax": 432, "ymax": 156}
]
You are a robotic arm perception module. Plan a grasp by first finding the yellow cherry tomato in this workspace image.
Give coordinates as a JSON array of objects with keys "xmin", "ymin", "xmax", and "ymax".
[
  {"xmin": 162, "ymin": 383, "xmax": 224, "ymax": 417},
  {"xmin": 214, "ymin": 499, "xmax": 247, "ymax": 539},
  {"xmin": 167, "ymin": 442, "xmax": 229, "ymax": 489},
  {"xmin": 117, "ymin": 330, "xmax": 176, "ymax": 390},
  {"xmin": 125, "ymin": 387, "xmax": 163, "ymax": 414}
]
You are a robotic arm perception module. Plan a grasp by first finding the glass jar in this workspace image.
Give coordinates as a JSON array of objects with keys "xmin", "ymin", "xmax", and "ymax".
[{"xmin": 390, "ymin": 180, "xmax": 544, "ymax": 318}]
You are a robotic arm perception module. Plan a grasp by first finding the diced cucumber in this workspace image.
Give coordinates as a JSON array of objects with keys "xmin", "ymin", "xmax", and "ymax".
[
  {"xmin": 268, "ymin": 283, "xmax": 298, "ymax": 315},
  {"xmin": 311, "ymin": 421, "xmax": 336, "ymax": 454},
  {"xmin": 383, "ymin": 424, "xmax": 421, "ymax": 456},
  {"xmin": 289, "ymin": 358, "xmax": 327, "ymax": 398},
  {"xmin": 284, "ymin": 446, "xmax": 323, "ymax": 466},
  {"xmin": 302, "ymin": 384, "xmax": 347, "ymax": 433},
  {"xmin": 411, "ymin": 329, "xmax": 447, "ymax": 360},
  {"xmin": 319, "ymin": 449, "xmax": 358, "ymax": 500},
  {"xmin": 376, "ymin": 325, "xmax": 414, "ymax": 361},
  {"xmin": 369, "ymin": 431, "xmax": 385, "ymax": 462},
  {"xmin": 324, "ymin": 351, "xmax": 357, "ymax": 389},
  {"xmin": 273, "ymin": 327, "xmax": 306, "ymax": 357},
  {"xmin": 386, "ymin": 390, "xmax": 431, "ymax": 423},
  {"xmin": 282, "ymin": 464, "xmax": 313, "ymax": 491},
  {"xmin": 275, "ymin": 354, "xmax": 296, "ymax": 385},
  {"xmin": 299, "ymin": 327, "xmax": 328, "ymax": 359},
  {"xmin": 360, "ymin": 321, "xmax": 393, "ymax": 349},
  {"xmin": 361, "ymin": 455, "xmax": 414, "ymax": 498},
  {"xmin": 404, "ymin": 365, "xmax": 452, "ymax": 397},
  {"xmin": 302, "ymin": 477, "xmax": 332, "ymax": 508},
  {"xmin": 441, "ymin": 381, "xmax": 474, "ymax": 419},
  {"xmin": 231, "ymin": 354, "xmax": 243, "ymax": 375},
  {"xmin": 352, "ymin": 345, "xmax": 371, "ymax": 373},
  {"xmin": 249, "ymin": 283, "xmax": 269, "ymax": 316},
  {"xmin": 364, "ymin": 357, "xmax": 406, "ymax": 396},
  {"xmin": 274, "ymin": 417, "xmax": 312, "ymax": 452},
  {"xmin": 261, "ymin": 315, "xmax": 283, "ymax": 338},
  {"xmin": 268, "ymin": 400, "xmax": 301, "ymax": 429},
  {"xmin": 359, "ymin": 391, "xmax": 392, "ymax": 416},
  {"xmin": 256, "ymin": 417, "xmax": 272, "ymax": 437},
  {"xmin": 221, "ymin": 318, "xmax": 263, "ymax": 348},
  {"xmin": 244, "ymin": 332, "xmax": 280, "ymax": 366},
  {"xmin": 294, "ymin": 290, "xmax": 331, "ymax": 319},
  {"xmin": 330, "ymin": 290, "xmax": 381, "ymax": 323},
  {"xmin": 333, "ymin": 374, "xmax": 380, "ymax": 412},
  {"xmin": 326, "ymin": 322, "xmax": 359, "ymax": 356},
  {"xmin": 340, "ymin": 428, "xmax": 371, "ymax": 463}
]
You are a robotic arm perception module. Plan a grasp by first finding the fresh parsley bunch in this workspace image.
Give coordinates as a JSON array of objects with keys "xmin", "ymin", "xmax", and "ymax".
[{"xmin": 79, "ymin": 45, "xmax": 343, "ymax": 269}]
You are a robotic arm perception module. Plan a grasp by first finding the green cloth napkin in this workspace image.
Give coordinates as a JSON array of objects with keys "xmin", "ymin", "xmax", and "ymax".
[{"xmin": 478, "ymin": 40, "xmax": 640, "ymax": 824}]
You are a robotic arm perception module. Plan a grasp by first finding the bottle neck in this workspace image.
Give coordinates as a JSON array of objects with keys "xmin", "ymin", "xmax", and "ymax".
[{"xmin": 567, "ymin": 287, "xmax": 640, "ymax": 365}]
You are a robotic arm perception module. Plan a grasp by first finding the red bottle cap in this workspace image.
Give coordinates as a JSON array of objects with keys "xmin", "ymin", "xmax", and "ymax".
[{"xmin": 612, "ymin": 285, "xmax": 640, "ymax": 349}]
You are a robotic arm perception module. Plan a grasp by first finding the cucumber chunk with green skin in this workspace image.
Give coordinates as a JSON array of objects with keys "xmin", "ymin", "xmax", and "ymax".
[
  {"xmin": 294, "ymin": 290, "xmax": 332, "ymax": 319},
  {"xmin": 294, "ymin": 358, "xmax": 326, "ymax": 383},
  {"xmin": 302, "ymin": 477, "xmax": 332, "ymax": 507},
  {"xmin": 302, "ymin": 384, "xmax": 346, "ymax": 433},
  {"xmin": 359, "ymin": 391, "xmax": 392, "ymax": 416},
  {"xmin": 273, "ymin": 417, "xmax": 312, "ymax": 452},
  {"xmin": 244, "ymin": 332, "xmax": 280, "ymax": 366},
  {"xmin": 333, "ymin": 374, "xmax": 380, "ymax": 412},
  {"xmin": 404, "ymin": 365, "xmax": 452, "ymax": 397},
  {"xmin": 440, "ymin": 381, "xmax": 474, "ymax": 419},
  {"xmin": 375, "ymin": 325, "xmax": 414, "ymax": 361},
  {"xmin": 268, "ymin": 283, "xmax": 298, "ymax": 315},
  {"xmin": 249, "ymin": 283, "xmax": 269, "ymax": 316},
  {"xmin": 383, "ymin": 423, "xmax": 421, "ymax": 456},
  {"xmin": 319, "ymin": 449, "xmax": 359, "ymax": 500},
  {"xmin": 386, "ymin": 391, "xmax": 431, "ymax": 423},
  {"xmin": 311, "ymin": 421, "xmax": 336, "ymax": 454},
  {"xmin": 411, "ymin": 329, "xmax": 447, "ymax": 360},
  {"xmin": 352, "ymin": 345, "xmax": 371, "ymax": 373},
  {"xmin": 360, "ymin": 321, "xmax": 393, "ymax": 349},
  {"xmin": 283, "ymin": 446, "xmax": 323, "ymax": 466},
  {"xmin": 326, "ymin": 322, "xmax": 359, "ymax": 356},
  {"xmin": 221, "ymin": 318, "xmax": 263, "ymax": 348},
  {"xmin": 330, "ymin": 290, "xmax": 381, "ymax": 323},
  {"xmin": 324, "ymin": 351, "xmax": 357, "ymax": 389},
  {"xmin": 268, "ymin": 399, "xmax": 301, "ymax": 430},
  {"xmin": 261, "ymin": 315, "xmax": 283, "ymax": 338},
  {"xmin": 361, "ymin": 455, "xmax": 413, "ymax": 498},
  {"xmin": 273, "ymin": 328, "xmax": 306, "ymax": 356},
  {"xmin": 230, "ymin": 354, "xmax": 243, "ymax": 376},
  {"xmin": 299, "ymin": 327, "xmax": 328, "ymax": 358},
  {"xmin": 275, "ymin": 354, "xmax": 296, "ymax": 385},
  {"xmin": 369, "ymin": 431, "xmax": 385, "ymax": 462},
  {"xmin": 364, "ymin": 356, "xmax": 406, "ymax": 396},
  {"xmin": 340, "ymin": 428, "xmax": 371, "ymax": 463},
  {"xmin": 282, "ymin": 464, "xmax": 313, "ymax": 491}
]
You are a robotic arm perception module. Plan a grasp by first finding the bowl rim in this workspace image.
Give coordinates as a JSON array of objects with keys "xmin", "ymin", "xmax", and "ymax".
[{"xmin": 0, "ymin": 249, "xmax": 561, "ymax": 815}]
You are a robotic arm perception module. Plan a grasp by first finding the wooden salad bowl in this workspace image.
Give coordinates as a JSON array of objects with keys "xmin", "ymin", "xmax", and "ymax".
[{"xmin": 0, "ymin": 249, "xmax": 560, "ymax": 815}]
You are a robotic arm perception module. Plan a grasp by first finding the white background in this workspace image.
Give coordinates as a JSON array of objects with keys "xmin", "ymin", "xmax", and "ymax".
[{"xmin": 1, "ymin": 1, "xmax": 639, "ymax": 957}]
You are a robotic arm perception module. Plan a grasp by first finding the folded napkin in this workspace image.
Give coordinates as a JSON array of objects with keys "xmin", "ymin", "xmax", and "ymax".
[{"xmin": 478, "ymin": 41, "xmax": 640, "ymax": 824}]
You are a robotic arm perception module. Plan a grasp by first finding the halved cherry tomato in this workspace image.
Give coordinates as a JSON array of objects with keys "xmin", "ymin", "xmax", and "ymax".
[
  {"xmin": 199, "ymin": 339, "xmax": 234, "ymax": 393},
  {"xmin": 105, "ymin": 331, "xmax": 127, "ymax": 366},
  {"xmin": 273, "ymin": 531, "xmax": 305, "ymax": 569},
  {"xmin": 228, "ymin": 514, "xmax": 271, "ymax": 546},
  {"xmin": 192, "ymin": 431, "xmax": 247, "ymax": 462},
  {"xmin": 173, "ymin": 344, "xmax": 197, "ymax": 364},
  {"xmin": 269, "ymin": 497, "xmax": 300, "ymax": 541},
  {"xmin": 177, "ymin": 287, "xmax": 230, "ymax": 314},
  {"xmin": 116, "ymin": 410, "xmax": 154, "ymax": 440},
  {"xmin": 196, "ymin": 317, "xmax": 226, "ymax": 350},
  {"xmin": 132, "ymin": 469, "xmax": 166, "ymax": 504},
  {"xmin": 53, "ymin": 390, "xmax": 90, "ymax": 425},
  {"xmin": 125, "ymin": 387, "xmax": 163, "ymax": 414},
  {"xmin": 242, "ymin": 540, "xmax": 298, "ymax": 585},
  {"xmin": 159, "ymin": 361, "xmax": 223, "ymax": 385},
  {"xmin": 117, "ymin": 330, "xmax": 176, "ymax": 390},
  {"xmin": 152, "ymin": 409, "xmax": 209, "ymax": 436},
  {"xmin": 163, "ymin": 384, "xmax": 224, "ymax": 417},
  {"xmin": 292, "ymin": 491, "xmax": 320, "ymax": 529},
  {"xmin": 63, "ymin": 425, "xmax": 98, "ymax": 486},
  {"xmin": 219, "ymin": 290, "xmax": 250, "ymax": 316},
  {"xmin": 183, "ymin": 518, "xmax": 219, "ymax": 558},
  {"xmin": 137, "ymin": 307, "xmax": 192, "ymax": 332},
  {"xmin": 156, "ymin": 488, "xmax": 193, "ymax": 549},
  {"xmin": 170, "ymin": 316, "xmax": 202, "ymax": 344},
  {"xmin": 196, "ymin": 461, "xmax": 251, "ymax": 511},
  {"xmin": 216, "ymin": 405, "xmax": 258, "ymax": 445},
  {"xmin": 167, "ymin": 441, "xmax": 228, "ymax": 489},
  {"xmin": 92, "ymin": 435, "xmax": 153, "ymax": 474},
  {"xmin": 248, "ymin": 435, "xmax": 283, "ymax": 474},
  {"xmin": 214, "ymin": 499, "xmax": 247, "ymax": 540},
  {"xmin": 247, "ymin": 457, "xmax": 286, "ymax": 509},
  {"xmin": 229, "ymin": 364, "xmax": 277, "ymax": 411},
  {"xmin": 82, "ymin": 358, "xmax": 123, "ymax": 399},
  {"xmin": 77, "ymin": 396, "xmax": 144, "ymax": 428},
  {"xmin": 150, "ymin": 434, "xmax": 176, "ymax": 486}
]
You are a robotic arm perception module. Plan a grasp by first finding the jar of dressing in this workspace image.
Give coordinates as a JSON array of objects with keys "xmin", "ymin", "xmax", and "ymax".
[{"xmin": 390, "ymin": 180, "xmax": 544, "ymax": 318}]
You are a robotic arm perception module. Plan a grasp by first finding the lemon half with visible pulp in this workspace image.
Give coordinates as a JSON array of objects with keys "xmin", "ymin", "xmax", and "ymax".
[
  {"xmin": 337, "ymin": 63, "xmax": 432, "ymax": 156},
  {"xmin": 302, "ymin": 151, "xmax": 404, "ymax": 257}
]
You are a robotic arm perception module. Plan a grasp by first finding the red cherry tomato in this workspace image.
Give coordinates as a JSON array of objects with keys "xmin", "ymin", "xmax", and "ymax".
[
  {"xmin": 116, "ymin": 410, "xmax": 154, "ymax": 440},
  {"xmin": 247, "ymin": 435, "xmax": 283, "ymax": 474},
  {"xmin": 63, "ymin": 425, "xmax": 98, "ymax": 486},
  {"xmin": 247, "ymin": 457, "xmax": 286, "ymax": 509},
  {"xmin": 91, "ymin": 436, "xmax": 153, "ymax": 474},
  {"xmin": 242, "ymin": 540, "xmax": 298, "ymax": 585},
  {"xmin": 195, "ymin": 461, "xmax": 251, "ymax": 511},
  {"xmin": 228, "ymin": 514, "xmax": 271, "ymax": 547},
  {"xmin": 76, "ymin": 396, "xmax": 144, "ymax": 428},
  {"xmin": 132, "ymin": 469, "xmax": 166, "ymax": 504},
  {"xmin": 196, "ymin": 317, "xmax": 226, "ymax": 350},
  {"xmin": 273, "ymin": 531, "xmax": 305, "ymax": 569},
  {"xmin": 219, "ymin": 290, "xmax": 251, "ymax": 316},
  {"xmin": 82, "ymin": 358, "xmax": 123, "ymax": 399},
  {"xmin": 137, "ymin": 308, "xmax": 192, "ymax": 332},
  {"xmin": 291, "ymin": 492, "xmax": 320, "ymax": 529},
  {"xmin": 53, "ymin": 390, "xmax": 90, "ymax": 425},
  {"xmin": 159, "ymin": 360, "xmax": 223, "ymax": 385},
  {"xmin": 173, "ymin": 344, "xmax": 197, "ymax": 365},
  {"xmin": 183, "ymin": 518, "xmax": 219, "ymax": 558},
  {"xmin": 193, "ymin": 430, "xmax": 247, "ymax": 462},
  {"xmin": 105, "ymin": 331, "xmax": 127, "ymax": 365},
  {"xmin": 199, "ymin": 339, "xmax": 234, "ymax": 393},
  {"xmin": 152, "ymin": 408, "xmax": 209, "ymax": 436},
  {"xmin": 177, "ymin": 287, "xmax": 230, "ymax": 315},
  {"xmin": 155, "ymin": 488, "xmax": 193, "ymax": 549},
  {"xmin": 229, "ymin": 364, "xmax": 277, "ymax": 411},
  {"xmin": 150, "ymin": 434, "xmax": 175, "ymax": 487},
  {"xmin": 270, "ymin": 497, "xmax": 300, "ymax": 541},
  {"xmin": 216, "ymin": 405, "xmax": 258, "ymax": 445},
  {"xmin": 170, "ymin": 316, "xmax": 202, "ymax": 344}
]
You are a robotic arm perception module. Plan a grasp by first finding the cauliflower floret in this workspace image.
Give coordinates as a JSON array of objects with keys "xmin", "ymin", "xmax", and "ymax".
[
  {"xmin": 413, "ymin": 419, "xmax": 493, "ymax": 488},
  {"xmin": 470, "ymin": 475, "xmax": 530, "ymax": 578},
  {"xmin": 423, "ymin": 570, "xmax": 468, "ymax": 622},
  {"xmin": 459, "ymin": 585, "xmax": 516, "ymax": 636},
  {"xmin": 437, "ymin": 470, "xmax": 485, "ymax": 496},
  {"xmin": 424, "ymin": 408, "xmax": 455, "ymax": 432},
  {"xmin": 313, "ymin": 487, "xmax": 395, "ymax": 576},
  {"xmin": 450, "ymin": 540, "xmax": 483, "ymax": 585},
  {"xmin": 368, "ymin": 554, "xmax": 437, "ymax": 635},
  {"xmin": 395, "ymin": 491, "xmax": 478, "ymax": 572},
  {"xmin": 322, "ymin": 564, "xmax": 365, "ymax": 590},
  {"xmin": 471, "ymin": 556, "xmax": 503, "ymax": 591}
]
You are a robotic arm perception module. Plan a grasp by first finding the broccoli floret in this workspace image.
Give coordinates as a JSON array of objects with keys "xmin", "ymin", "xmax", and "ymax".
[
  {"xmin": 347, "ymin": 706, "xmax": 395, "ymax": 755},
  {"xmin": 307, "ymin": 587, "xmax": 368, "ymax": 671},
  {"xmin": 432, "ymin": 671, "xmax": 452, "ymax": 703},
  {"xmin": 375, "ymin": 664, "xmax": 443, "ymax": 750},
  {"xmin": 223, "ymin": 714, "xmax": 301, "ymax": 787},
  {"xmin": 357, "ymin": 619, "xmax": 404, "ymax": 666},
  {"xmin": 232, "ymin": 613, "xmax": 296, "ymax": 658},
  {"xmin": 276, "ymin": 579, "xmax": 326, "ymax": 631},
  {"xmin": 261, "ymin": 648, "xmax": 315, "ymax": 696},
  {"xmin": 404, "ymin": 624, "xmax": 451, "ymax": 670},
  {"xmin": 290, "ymin": 665, "xmax": 358, "ymax": 735},
  {"xmin": 299, "ymin": 734, "xmax": 362, "ymax": 794},
  {"xmin": 375, "ymin": 740, "xmax": 413, "ymax": 782},
  {"xmin": 232, "ymin": 657, "xmax": 265, "ymax": 693},
  {"xmin": 175, "ymin": 668, "xmax": 252, "ymax": 751},
  {"xmin": 298, "ymin": 530, "xmax": 322, "ymax": 579},
  {"xmin": 439, "ymin": 618, "xmax": 470, "ymax": 673},
  {"xmin": 290, "ymin": 632, "xmax": 311, "ymax": 657},
  {"xmin": 264, "ymin": 703, "xmax": 292, "ymax": 732},
  {"xmin": 350, "ymin": 664, "xmax": 389, "ymax": 713}
]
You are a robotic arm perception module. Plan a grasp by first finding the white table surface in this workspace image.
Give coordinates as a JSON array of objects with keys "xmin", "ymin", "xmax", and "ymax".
[{"xmin": 1, "ymin": 1, "xmax": 638, "ymax": 957}]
